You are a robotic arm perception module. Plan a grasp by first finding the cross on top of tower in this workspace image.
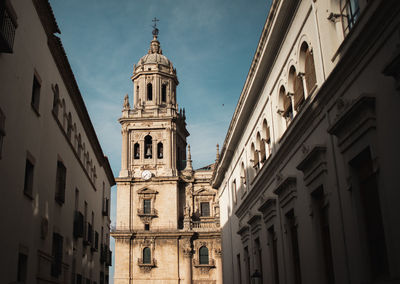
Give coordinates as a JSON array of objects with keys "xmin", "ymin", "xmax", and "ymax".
[{"xmin": 152, "ymin": 17, "xmax": 159, "ymax": 36}]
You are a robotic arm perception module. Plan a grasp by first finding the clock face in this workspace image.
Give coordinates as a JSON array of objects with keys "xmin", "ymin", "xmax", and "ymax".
[{"xmin": 141, "ymin": 170, "xmax": 152, "ymax": 180}]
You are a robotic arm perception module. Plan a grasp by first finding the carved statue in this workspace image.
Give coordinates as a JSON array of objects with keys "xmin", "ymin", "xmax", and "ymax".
[{"xmin": 123, "ymin": 94, "xmax": 130, "ymax": 111}]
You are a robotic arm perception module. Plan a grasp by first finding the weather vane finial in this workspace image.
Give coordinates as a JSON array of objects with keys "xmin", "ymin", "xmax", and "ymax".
[{"xmin": 152, "ymin": 17, "xmax": 159, "ymax": 36}]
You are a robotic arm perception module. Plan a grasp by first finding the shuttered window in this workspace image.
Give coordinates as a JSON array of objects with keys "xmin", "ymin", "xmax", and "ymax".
[
  {"xmin": 293, "ymin": 74, "xmax": 304, "ymax": 110},
  {"xmin": 305, "ymin": 49, "xmax": 317, "ymax": 94}
]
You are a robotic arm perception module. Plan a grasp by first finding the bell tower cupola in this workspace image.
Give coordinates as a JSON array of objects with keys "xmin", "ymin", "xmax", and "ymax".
[
  {"xmin": 119, "ymin": 20, "xmax": 189, "ymax": 178},
  {"xmin": 131, "ymin": 21, "xmax": 178, "ymax": 111}
]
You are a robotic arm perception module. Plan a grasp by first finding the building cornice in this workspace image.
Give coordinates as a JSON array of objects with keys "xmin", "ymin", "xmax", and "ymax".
[
  {"xmin": 212, "ymin": 0, "xmax": 300, "ymax": 188},
  {"xmin": 33, "ymin": 0, "xmax": 115, "ymax": 186}
]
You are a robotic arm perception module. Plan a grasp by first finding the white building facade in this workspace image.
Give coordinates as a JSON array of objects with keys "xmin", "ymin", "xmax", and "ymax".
[
  {"xmin": 0, "ymin": 0, "xmax": 115, "ymax": 283},
  {"xmin": 212, "ymin": 0, "xmax": 400, "ymax": 284}
]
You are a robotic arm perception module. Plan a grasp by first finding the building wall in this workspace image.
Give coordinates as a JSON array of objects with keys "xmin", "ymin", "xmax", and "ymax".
[
  {"xmin": 213, "ymin": 0, "xmax": 400, "ymax": 283},
  {"xmin": 0, "ymin": 0, "xmax": 114, "ymax": 283}
]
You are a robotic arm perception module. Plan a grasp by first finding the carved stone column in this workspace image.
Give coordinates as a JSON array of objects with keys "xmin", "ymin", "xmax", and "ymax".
[
  {"xmin": 183, "ymin": 245, "xmax": 192, "ymax": 284},
  {"xmin": 215, "ymin": 247, "xmax": 223, "ymax": 284},
  {"xmin": 119, "ymin": 127, "xmax": 129, "ymax": 177}
]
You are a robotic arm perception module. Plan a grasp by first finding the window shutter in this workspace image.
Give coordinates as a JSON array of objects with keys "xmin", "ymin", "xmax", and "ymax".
[
  {"xmin": 305, "ymin": 49, "xmax": 317, "ymax": 93},
  {"xmin": 265, "ymin": 126, "xmax": 270, "ymax": 142},
  {"xmin": 293, "ymin": 74, "xmax": 304, "ymax": 110},
  {"xmin": 283, "ymin": 94, "xmax": 291, "ymax": 115}
]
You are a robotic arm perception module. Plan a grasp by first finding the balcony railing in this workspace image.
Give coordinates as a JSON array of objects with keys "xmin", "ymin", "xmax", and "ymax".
[
  {"xmin": 192, "ymin": 220, "xmax": 218, "ymax": 230},
  {"xmin": 0, "ymin": 1, "xmax": 17, "ymax": 53},
  {"xmin": 138, "ymin": 258, "xmax": 157, "ymax": 267},
  {"xmin": 193, "ymin": 258, "xmax": 215, "ymax": 267},
  {"xmin": 137, "ymin": 208, "xmax": 158, "ymax": 217}
]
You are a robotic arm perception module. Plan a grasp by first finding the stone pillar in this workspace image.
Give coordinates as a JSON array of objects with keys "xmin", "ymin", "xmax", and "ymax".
[
  {"xmin": 215, "ymin": 248, "xmax": 223, "ymax": 284},
  {"xmin": 119, "ymin": 128, "xmax": 129, "ymax": 177},
  {"xmin": 183, "ymin": 251, "xmax": 192, "ymax": 284}
]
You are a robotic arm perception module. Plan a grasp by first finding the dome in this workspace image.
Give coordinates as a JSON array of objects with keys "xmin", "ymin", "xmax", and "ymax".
[{"xmin": 137, "ymin": 53, "xmax": 171, "ymax": 67}]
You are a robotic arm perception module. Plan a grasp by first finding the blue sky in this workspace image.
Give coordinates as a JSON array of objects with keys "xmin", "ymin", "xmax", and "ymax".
[{"xmin": 49, "ymin": 0, "xmax": 270, "ymax": 281}]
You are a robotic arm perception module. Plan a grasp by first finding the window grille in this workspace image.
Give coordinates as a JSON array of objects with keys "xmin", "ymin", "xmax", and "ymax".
[
  {"xmin": 199, "ymin": 246, "xmax": 209, "ymax": 265},
  {"xmin": 143, "ymin": 247, "xmax": 151, "ymax": 264}
]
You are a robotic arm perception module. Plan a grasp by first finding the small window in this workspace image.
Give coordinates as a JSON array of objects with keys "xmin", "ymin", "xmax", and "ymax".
[
  {"xmin": 144, "ymin": 135, "xmax": 152, "ymax": 159},
  {"xmin": 232, "ymin": 180, "xmax": 237, "ymax": 204},
  {"xmin": 52, "ymin": 84, "xmax": 59, "ymax": 115},
  {"xmin": 31, "ymin": 75, "xmax": 41, "ymax": 114},
  {"xmin": 341, "ymin": 0, "xmax": 360, "ymax": 36},
  {"xmin": 55, "ymin": 160, "xmax": 67, "ymax": 205},
  {"xmin": 143, "ymin": 199, "xmax": 151, "ymax": 214},
  {"xmin": 240, "ymin": 162, "xmax": 247, "ymax": 189},
  {"xmin": 51, "ymin": 233, "xmax": 63, "ymax": 277},
  {"xmin": 0, "ymin": 108, "xmax": 5, "ymax": 159},
  {"xmin": 199, "ymin": 246, "xmax": 209, "ymax": 265},
  {"xmin": 200, "ymin": 202, "xmax": 210, "ymax": 217},
  {"xmin": 17, "ymin": 252, "xmax": 28, "ymax": 283},
  {"xmin": 24, "ymin": 158, "xmax": 34, "ymax": 198},
  {"xmin": 134, "ymin": 143, "xmax": 140, "ymax": 159},
  {"xmin": 157, "ymin": 142, "xmax": 163, "ymax": 159},
  {"xmin": 147, "ymin": 83, "xmax": 153, "ymax": 101},
  {"xmin": 144, "ymin": 224, "xmax": 150, "ymax": 231},
  {"xmin": 161, "ymin": 84, "xmax": 167, "ymax": 102},
  {"xmin": 143, "ymin": 247, "xmax": 151, "ymax": 264}
]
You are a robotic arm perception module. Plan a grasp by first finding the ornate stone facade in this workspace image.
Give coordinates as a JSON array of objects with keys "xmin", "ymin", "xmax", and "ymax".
[{"xmin": 112, "ymin": 27, "xmax": 222, "ymax": 284}]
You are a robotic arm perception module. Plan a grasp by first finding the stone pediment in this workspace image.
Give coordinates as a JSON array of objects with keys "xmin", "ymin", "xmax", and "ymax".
[
  {"xmin": 193, "ymin": 187, "xmax": 215, "ymax": 196},
  {"xmin": 137, "ymin": 187, "xmax": 158, "ymax": 195}
]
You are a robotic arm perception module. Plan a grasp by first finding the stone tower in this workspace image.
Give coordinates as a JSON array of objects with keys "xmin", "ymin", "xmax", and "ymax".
[{"xmin": 112, "ymin": 24, "xmax": 222, "ymax": 284}]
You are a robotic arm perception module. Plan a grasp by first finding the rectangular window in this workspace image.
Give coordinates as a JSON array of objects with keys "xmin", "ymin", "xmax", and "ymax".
[
  {"xmin": 268, "ymin": 226, "xmax": 280, "ymax": 284},
  {"xmin": 237, "ymin": 254, "xmax": 242, "ymax": 284},
  {"xmin": 23, "ymin": 158, "xmax": 34, "ymax": 198},
  {"xmin": 244, "ymin": 246, "xmax": 251, "ymax": 284},
  {"xmin": 200, "ymin": 202, "xmax": 210, "ymax": 217},
  {"xmin": 17, "ymin": 252, "xmax": 28, "ymax": 283},
  {"xmin": 312, "ymin": 188, "xmax": 334, "ymax": 284},
  {"xmin": 144, "ymin": 224, "xmax": 150, "ymax": 231},
  {"xmin": 55, "ymin": 160, "xmax": 67, "ymax": 204},
  {"xmin": 31, "ymin": 75, "xmax": 41, "ymax": 114},
  {"xmin": 143, "ymin": 199, "xmax": 151, "ymax": 214},
  {"xmin": 341, "ymin": 0, "xmax": 360, "ymax": 36},
  {"xmin": 51, "ymin": 233, "xmax": 63, "ymax": 278},
  {"xmin": 255, "ymin": 238, "xmax": 263, "ymax": 283},
  {"xmin": 286, "ymin": 210, "xmax": 302, "ymax": 284},
  {"xmin": 350, "ymin": 148, "xmax": 388, "ymax": 279},
  {"xmin": 0, "ymin": 108, "xmax": 5, "ymax": 159}
]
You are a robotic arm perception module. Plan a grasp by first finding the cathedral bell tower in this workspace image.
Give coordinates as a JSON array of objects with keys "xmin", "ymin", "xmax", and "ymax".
[
  {"xmin": 119, "ymin": 23, "xmax": 189, "ymax": 179},
  {"xmin": 113, "ymin": 21, "xmax": 222, "ymax": 284}
]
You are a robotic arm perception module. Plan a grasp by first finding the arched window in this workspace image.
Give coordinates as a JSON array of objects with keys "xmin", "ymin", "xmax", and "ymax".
[
  {"xmin": 240, "ymin": 162, "xmax": 247, "ymax": 189},
  {"xmin": 263, "ymin": 119, "xmax": 271, "ymax": 156},
  {"xmin": 300, "ymin": 43, "xmax": 317, "ymax": 95},
  {"xmin": 289, "ymin": 66, "xmax": 304, "ymax": 111},
  {"xmin": 143, "ymin": 247, "xmax": 151, "ymax": 264},
  {"xmin": 199, "ymin": 246, "xmax": 209, "ymax": 265},
  {"xmin": 157, "ymin": 142, "xmax": 163, "ymax": 159},
  {"xmin": 134, "ymin": 143, "xmax": 140, "ymax": 159},
  {"xmin": 280, "ymin": 86, "xmax": 293, "ymax": 124},
  {"xmin": 67, "ymin": 112, "xmax": 73, "ymax": 140},
  {"xmin": 147, "ymin": 83, "xmax": 153, "ymax": 101},
  {"xmin": 232, "ymin": 179, "xmax": 237, "ymax": 204},
  {"xmin": 251, "ymin": 143, "xmax": 259, "ymax": 171},
  {"xmin": 52, "ymin": 84, "xmax": 59, "ymax": 115},
  {"xmin": 161, "ymin": 84, "xmax": 167, "ymax": 102},
  {"xmin": 144, "ymin": 135, "xmax": 152, "ymax": 159},
  {"xmin": 257, "ymin": 132, "xmax": 266, "ymax": 163}
]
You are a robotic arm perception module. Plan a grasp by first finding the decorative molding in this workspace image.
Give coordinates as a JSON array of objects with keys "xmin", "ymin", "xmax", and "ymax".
[
  {"xmin": 296, "ymin": 145, "xmax": 327, "ymax": 189},
  {"xmin": 273, "ymin": 176, "xmax": 297, "ymax": 209},
  {"xmin": 328, "ymin": 96, "xmax": 376, "ymax": 153},
  {"xmin": 258, "ymin": 198, "xmax": 277, "ymax": 224}
]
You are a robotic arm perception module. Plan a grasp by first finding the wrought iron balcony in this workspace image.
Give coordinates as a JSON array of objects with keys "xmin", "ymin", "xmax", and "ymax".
[{"xmin": 0, "ymin": 1, "xmax": 17, "ymax": 53}]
